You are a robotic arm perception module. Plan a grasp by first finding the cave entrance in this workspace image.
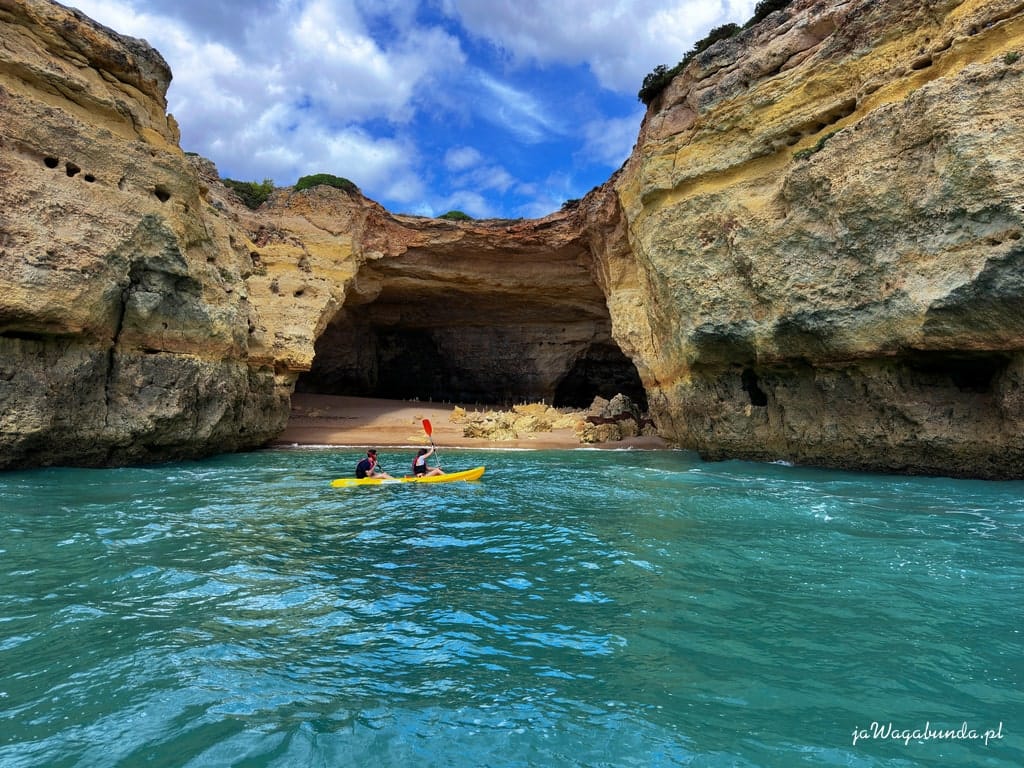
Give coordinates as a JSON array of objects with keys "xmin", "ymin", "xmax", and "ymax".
[
  {"xmin": 553, "ymin": 342, "xmax": 647, "ymax": 409},
  {"xmin": 295, "ymin": 241, "xmax": 647, "ymax": 409},
  {"xmin": 295, "ymin": 302, "xmax": 647, "ymax": 408}
]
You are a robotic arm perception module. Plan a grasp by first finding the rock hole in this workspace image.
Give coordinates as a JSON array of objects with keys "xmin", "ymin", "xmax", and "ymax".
[
  {"xmin": 906, "ymin": 351, "xmax": 1008, "ymax": 394},
  {"xmin": 0, "ymin": 330, "xmax": 49, "ymax": 342},
  {"xmin": 44, "ymin": 156, "xmax": 59, "ymax": 168},
  {"xmin": 65, "ymin": 163, "xmax": 81, "ymax": 177},
  {"xmin": 824, "ymin": 99, "xmax": 858, "ymax": 124},
  {"xmin": 554, "ymin": 343, "xmax": 647, "ymax": 409},
  {"xmin": 299, "ymin": 321, "xmax": 647, "ymax": 409},
  {"xmin": 294, "ymin": 238, "xmax": 652, "ymax": 410},
  {"xmin": 84, "ymin": 174, "xmax": 96, "ymax": 183},
  {"xmin": 154, "ymin": 185, "xmax": 171, "ymax": 202},
  {"xmin": 293, "ymin": 288, "xmax": 305, "ymax": 298},
  {"xmin": 741, "ymin": 367, "xmax": 769, "ymax": 406},
  {"xmin": 910, "ymin": 55, "xmax": 933, "ymax": 71}
]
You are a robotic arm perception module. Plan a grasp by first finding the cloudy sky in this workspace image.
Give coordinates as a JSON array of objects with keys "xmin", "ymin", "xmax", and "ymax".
[{"xmin": 68, "ymin": 0, "xmax": 759, "ymax": 219}]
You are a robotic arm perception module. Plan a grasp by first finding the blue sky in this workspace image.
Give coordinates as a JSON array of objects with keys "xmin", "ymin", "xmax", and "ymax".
[{"xmin": 69, "ymin": 0, "xmax": 759, "ymax": 219}]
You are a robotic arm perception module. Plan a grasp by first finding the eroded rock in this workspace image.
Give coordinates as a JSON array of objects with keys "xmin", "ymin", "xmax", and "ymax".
[
  {"xmin": 2, "ymin": 0, "xmax": 1024, "ymax": 477},
  {"xmin": 0, "ymin": 0, "xmax": 288, "ymax": 467},
  {"xmin": 599, "ymin": 0, "xmax": 1024, "ymax": 477}
]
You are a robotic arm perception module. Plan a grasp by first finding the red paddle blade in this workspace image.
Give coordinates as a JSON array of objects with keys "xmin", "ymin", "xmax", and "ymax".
[{"xmin": 422, "ymin": 419, "xmax": 433, "ymax": 436}]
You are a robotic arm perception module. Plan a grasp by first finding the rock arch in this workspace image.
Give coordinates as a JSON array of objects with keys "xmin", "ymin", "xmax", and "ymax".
[{"xmin": 295, "ymin": 223, "xmax": 645, "ymax": 408}]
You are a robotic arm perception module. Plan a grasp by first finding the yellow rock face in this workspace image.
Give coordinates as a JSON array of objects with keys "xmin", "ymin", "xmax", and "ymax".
[
  {"xmin": 596, "ymin": 0, "xmax": 1024, "ymax": 477},
  {"xmin": 0, "ymin": 0, "xmax": 288, "ymax": 467}
]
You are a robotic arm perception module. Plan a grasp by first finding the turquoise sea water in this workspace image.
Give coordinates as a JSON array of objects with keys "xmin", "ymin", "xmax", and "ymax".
[{"xmin": 1, "ymin": 448, "xmax": 1021, "ymax": 767}]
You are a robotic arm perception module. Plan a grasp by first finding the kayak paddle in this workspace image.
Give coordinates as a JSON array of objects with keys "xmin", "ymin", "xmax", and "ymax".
[{"xmin": 422, "ymin": 418, "xmax": 442, "ymax": 469}]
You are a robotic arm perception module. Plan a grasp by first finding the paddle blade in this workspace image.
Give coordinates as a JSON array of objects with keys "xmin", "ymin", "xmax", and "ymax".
[{"xmin": 422, "ymin": 419, "xmax": 433, "ymax": 436}]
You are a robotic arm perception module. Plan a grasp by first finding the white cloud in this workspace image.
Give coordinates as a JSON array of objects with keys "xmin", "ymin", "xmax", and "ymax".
[
  {"xmin": 70, "ymin": 0, "xmax": 460, "ymax": 196},
  {"xmin": 212, "ymin": 106, "xmax": 425, "ymax": 199},
  {"xmin": 439, "ymin": 147, "xmax": 521, "ymax": 215},
  {"xmin": 450, "ymin": 164, "xmax": 516, "ymax": 196},
  {"xmin": 441, "ymin": 0, "xmax": 760, "ymax": 92},
  {"xmin": 284, "ymin": 0, "xmax": 465, "ymax": 124},
  {"xmin": 444, "ymin": 146, "xmax": 483, "ymax": 171},
  {"xmin": 475, "ymin": 71, "xmax": 564, "ymax": 143},
  {"xmin": 581, "ymin": 112, "xmax": 644, "ymax": 168},
  {"xmin": 64, "ymin": 0, "xmax": 758, "ymax": 217},
  {"xmin": 68, "ymin": 0, "xmax": 150, "ymax": 39}
]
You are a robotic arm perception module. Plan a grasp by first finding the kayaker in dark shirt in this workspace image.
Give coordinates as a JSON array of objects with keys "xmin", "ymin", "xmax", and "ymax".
[{"xmin": 355, "ymin": 449, "xmax": 393, "ymax": 479}]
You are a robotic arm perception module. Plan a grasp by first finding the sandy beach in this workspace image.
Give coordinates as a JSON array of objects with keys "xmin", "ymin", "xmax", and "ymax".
[{"xmin": 271, "ymin": 393, "xmax": 669, "ymax": 450}]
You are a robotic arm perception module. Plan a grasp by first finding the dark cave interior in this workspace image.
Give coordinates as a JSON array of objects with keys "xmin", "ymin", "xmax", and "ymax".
[{"xmin": 294, "ymin": 295, "xmax": 647, "ymax": 410}]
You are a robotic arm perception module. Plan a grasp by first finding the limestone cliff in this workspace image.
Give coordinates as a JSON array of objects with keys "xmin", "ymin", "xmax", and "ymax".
[
  {"xmin": 0, "ymin": 0, "xmax": 288, "ymax": 467},
  {"xmin": 2, "ymin": 0, "xmax": 1023, "ymax": 478},
  {"xmin": 596, "ymin": 0, "xmax": 1024, "ymax": 478}
]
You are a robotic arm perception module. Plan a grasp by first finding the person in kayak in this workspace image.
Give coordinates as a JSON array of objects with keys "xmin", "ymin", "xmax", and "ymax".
[
  {"xmin": 411, "ymin": 447, "xmax": 444, "ymax": 477},
  {"xmin": 356, "ymin": 449, "xmax": 393, "ymax": 479}
]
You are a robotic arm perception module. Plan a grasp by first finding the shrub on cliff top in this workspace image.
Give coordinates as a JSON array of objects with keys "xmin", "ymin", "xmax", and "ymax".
[
  {"xmin": 638, "ymin": 23, "xmax": 740, "ymax": 105},
  {"xmin": 748, "ymin": 0, "xmax": 793, "ymax": 27},
  {"xmin": 294, "ymin": 173, "xmax": 359, "ymax": 194},
  {"xmin": 638, "ymin": 0, "xmax": 794, "ymax": 105},
  {"xmin": 439, "ymin": 210, "xmax": 473, "ymax": 221},
  {"xmin": 223, "ymin": 178, "xmax": 274, "ymax": 209}
]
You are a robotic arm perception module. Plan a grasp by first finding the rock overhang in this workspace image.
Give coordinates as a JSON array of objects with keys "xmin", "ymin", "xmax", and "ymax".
[{"xmin": 287, "ymin": 214, "xmax": 646, "ymax": 407}]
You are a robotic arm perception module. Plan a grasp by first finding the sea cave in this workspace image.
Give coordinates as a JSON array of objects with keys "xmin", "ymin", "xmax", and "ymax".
[{"xmin": 294, "ymin": 235, "xmax": 647, "ymax": 410}]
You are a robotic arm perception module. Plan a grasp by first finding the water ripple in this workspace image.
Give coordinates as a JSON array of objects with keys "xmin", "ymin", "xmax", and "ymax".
[{"xmin": 1, "ymin": 450, "xmax": 1021, "ymax": 767}]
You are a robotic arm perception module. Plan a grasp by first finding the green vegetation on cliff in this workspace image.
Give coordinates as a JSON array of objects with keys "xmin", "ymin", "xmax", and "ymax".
[
  {"xmin": 439, "ymin": 210, "xmax": 473, "ymax": 221},
  {"xmin": 223, "ymin": 178, "xmax": 274, "ymax": 209},
  {"xmin": 638, "ymin": 0, "xmax": 793, "ymax": 105},
  {"xmin": 294, "ymin": 173, "xmax": 359, "ymax": 194}
]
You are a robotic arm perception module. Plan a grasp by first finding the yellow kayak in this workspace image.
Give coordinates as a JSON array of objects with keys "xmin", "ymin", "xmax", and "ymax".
[{"xmin": 331, "ymin": 466, "xmax": 485, "ymax": 488}]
